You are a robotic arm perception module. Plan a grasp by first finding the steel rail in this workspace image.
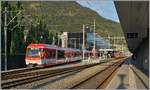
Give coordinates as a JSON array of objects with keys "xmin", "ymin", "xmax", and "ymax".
[
  {"xmin": 70, "ymin": 60, "xmax": 124, "ymax": 89},
  {"xmin": 2, "ymin": 62, "xmax": 101, "ymax": 89}
]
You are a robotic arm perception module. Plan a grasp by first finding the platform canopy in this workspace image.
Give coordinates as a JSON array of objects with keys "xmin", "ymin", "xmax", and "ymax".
[
  {"xmin": 114, "ymin": 1, "xmax": 149, "ymax": 53},
  {"xmin": 99, "ymin": 49, "xmax": 114, "ymax": 52}
]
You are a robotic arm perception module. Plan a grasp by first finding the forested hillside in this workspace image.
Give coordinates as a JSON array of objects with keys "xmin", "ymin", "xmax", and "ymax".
[
  {"xmin": 22, "ymin": 1, "xmax": 123, "ymax": 37},
  {"xmin": 1, "ymin": 1, "xmax": 124, "ymax": 55}
]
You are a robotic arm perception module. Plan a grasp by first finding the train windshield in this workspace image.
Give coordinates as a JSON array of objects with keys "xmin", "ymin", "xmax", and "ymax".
[{"xmin": 27, "ymin": 48, "xmax": 40, "ymax": 57}]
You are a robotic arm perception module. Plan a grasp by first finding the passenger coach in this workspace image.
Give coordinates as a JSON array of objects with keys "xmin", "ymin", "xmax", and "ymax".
[{"xmin": 25, "ymin": 44, "xmax": 82, "ymax": 66}]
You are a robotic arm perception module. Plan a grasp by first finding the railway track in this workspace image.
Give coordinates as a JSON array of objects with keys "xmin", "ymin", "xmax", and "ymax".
[
  {"xmin": 1, "ymin": 60, "xmax": 80, "ymax": 80},
  {"xmin": 1, "ymin": 62, "xmax": 103, "ymax": 89},
  {"xmin": 70, "ymin": 60, "xmax": 124, "ymax": 89},
  {"xmin": 2, "ymin": 58, "xmax": 127, "ymax": 89},
  {"xmin": 1, "ymin": 58, "xmax": 116, "ymax": 80}
]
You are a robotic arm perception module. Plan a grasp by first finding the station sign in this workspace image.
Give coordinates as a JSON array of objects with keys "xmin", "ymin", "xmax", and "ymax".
[
  {"xmin": 127, "ymin": 33, "xmax": 138, "ymax": 38},
  {"xmin": 68, "ymin": 32, "xmax": 83, "ymax": 38}
]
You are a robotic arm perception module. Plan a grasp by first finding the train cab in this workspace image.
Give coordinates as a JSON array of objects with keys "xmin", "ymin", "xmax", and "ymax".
[
  {"xmin": 25, "ymin": 43, "xmax": 83, "ymax": 67},
  {"xmin": 25, "ymin": 44, "xmax": 58, "ymax": 66}
]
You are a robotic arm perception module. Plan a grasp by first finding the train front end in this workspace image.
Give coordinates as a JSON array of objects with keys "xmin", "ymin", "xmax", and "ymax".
[
  {"xmin": 25, "ymin": 46, "xmax": 42, "ymax": 65},
  {"xmin": 25, "ymin": 44, "xmax": 48, "ymax": 66}
]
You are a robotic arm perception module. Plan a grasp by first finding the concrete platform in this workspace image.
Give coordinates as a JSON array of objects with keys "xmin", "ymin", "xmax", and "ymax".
[{"xmin": 106, "ymin": 58, "xmax": 149, "ymax": 89}]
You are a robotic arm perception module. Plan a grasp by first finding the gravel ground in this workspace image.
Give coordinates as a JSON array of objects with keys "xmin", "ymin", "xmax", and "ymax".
[
  {"xmin": 41, "ymin": 62, "xmax": 115, "ymax": 89},
  {"xmin": 12, "ymin": 69, "xmax": 82, "ymax": 89},
  {"xmin": 13, "ymin": 60, "xmax": 117, "ymax": 89}
]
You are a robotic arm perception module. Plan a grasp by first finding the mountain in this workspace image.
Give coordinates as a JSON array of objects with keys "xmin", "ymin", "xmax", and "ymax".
[{"xmin": 19, "ymin": 1, "xmax": 123, "ymax": 37}]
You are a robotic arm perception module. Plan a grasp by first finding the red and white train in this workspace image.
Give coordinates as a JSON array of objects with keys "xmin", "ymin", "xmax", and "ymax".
[
  {"xmin": 25, "ymin": 44, "xmax": 124, "ymax": 67},
  {"xmin": 114, "ymin": 50, "xmax": 123, "ymax": 59},
  {"xmin": 25, "ymin": 43, "xmax": 92, "ymax": 66}
]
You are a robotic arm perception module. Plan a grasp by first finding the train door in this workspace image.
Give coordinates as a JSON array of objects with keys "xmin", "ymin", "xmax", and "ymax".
[{"xmin": 64, "ymin": 50, "xmax": 69, "ymax": 62}]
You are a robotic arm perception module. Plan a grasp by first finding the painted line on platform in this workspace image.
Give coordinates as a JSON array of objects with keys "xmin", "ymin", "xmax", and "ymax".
[{"xmin": 129, "ymin": 59, "xmax": 137, "ymax": 89}]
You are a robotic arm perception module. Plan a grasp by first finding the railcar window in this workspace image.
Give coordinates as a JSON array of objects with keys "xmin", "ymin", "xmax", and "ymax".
[
  {"xmin": 50, "ymin": 50, "xmax": 56, "ymax": 58},
  {"xmin": 58, "ymin": 50, "xmax": 64, "ymax": 58},
  {"xmin": 47, "ymin": 49, "xmax": 51, "ymax": 58},
  {"xmin": 27, "ymin": 48, "xmax": 40, "ymax": 57}
]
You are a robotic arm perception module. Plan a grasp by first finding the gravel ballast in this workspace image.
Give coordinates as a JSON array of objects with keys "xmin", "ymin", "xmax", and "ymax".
[{"xmin": 13, "ymin": 60, "xmax": 118, "ymax": 89}]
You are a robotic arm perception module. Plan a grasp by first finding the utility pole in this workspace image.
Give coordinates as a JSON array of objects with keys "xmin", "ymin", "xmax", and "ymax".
[
  {"xmin": 4, "ymin": 7, "xmax": 7, "ymax": 71},
  {"xmin": 55, "ymin": 48, "xmax": 58, "ymax": 63},
  {"xmin": 93, "ymin": 19, "xmax": 96, "ymax": 59},
  {"xmin": 114, "ymin": 36, "xmax": 115, "ymax": 49},
  {"xmin": 82, "ymin": 24, "xmax": 85, "ymax": 63},
  {"xmin": 66, "ymin": 33, "xmax": 68, "ymax": 48},
  {"xmin": 55, "ymin": 33, "xmax": 60, "ymax": 63},
  {"xmin": 3, "ymin": 8, "xmax": 22, "ymax": 71},
  {"xmin": 75, "ymin": 38, "xmax": 76, "ymax": 49}
]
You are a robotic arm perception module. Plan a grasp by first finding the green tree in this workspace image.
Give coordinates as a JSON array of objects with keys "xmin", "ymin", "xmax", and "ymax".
[
  {"xmin": 1, "ymin": 1, "xmax": 25, "ymax": 55},
  {"xmin": 1, "ymin": 1, "xmax": 12, "ymax": 54},
  {"xmin": 26, "ymin": 19, "xmax": 50, "ymax": 44},
  {"xmin": 26, "ymin": 19, "xmax": 62, "ymax": 46},
  {"xmin": 10, "ymin": 2, "xmax": 25, "ymax": 54}
]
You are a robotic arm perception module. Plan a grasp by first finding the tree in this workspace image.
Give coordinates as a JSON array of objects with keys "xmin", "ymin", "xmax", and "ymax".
[
  {"xmin": 1, "ymin": 1, "xmax": 26, "ymax": 55},
  {"xmin": 10, "ymin": 2, "xmax": 25, "ymax": 54},
  {"xmin": 26, "ymin": 19, "xmax": 50, "ymax": 44},
  {"xmin": 1, "ymin": 1, "xmax": 12, "ymax": 55}
]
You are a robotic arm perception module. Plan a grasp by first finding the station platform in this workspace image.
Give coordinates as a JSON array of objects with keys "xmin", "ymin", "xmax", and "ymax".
[{"xmin": 106, "ymin": 58, "xmax": 149, "ymax": 89}]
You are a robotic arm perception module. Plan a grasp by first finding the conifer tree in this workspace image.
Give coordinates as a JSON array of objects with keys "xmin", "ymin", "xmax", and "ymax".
[
  {"xmin": 10, "ymin": 2, "xmax": 25, "ymax": 54},
  {"xmin": 1, "ymin": 1, "xmax": 25, "ymax": 55},
  {"xmin": 26, "ymin": 19, "xmax": 51, "ymax": 44}
]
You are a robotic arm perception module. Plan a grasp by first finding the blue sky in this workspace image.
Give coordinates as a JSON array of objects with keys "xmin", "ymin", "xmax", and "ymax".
[{"xmin": 76, "ymin": 0, "xmax": 119, "ymax": 22}]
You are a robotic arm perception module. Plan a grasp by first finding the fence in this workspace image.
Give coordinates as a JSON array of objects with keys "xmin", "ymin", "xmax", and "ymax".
[{"xmin": 1, "ymin": 54, "xmax": 26, "ymax": 71}]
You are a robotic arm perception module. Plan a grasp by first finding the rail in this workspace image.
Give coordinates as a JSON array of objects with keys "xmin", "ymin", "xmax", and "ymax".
[{"xmin": 70, "ymin": 60, "xmax": 124, "ymax": 89}]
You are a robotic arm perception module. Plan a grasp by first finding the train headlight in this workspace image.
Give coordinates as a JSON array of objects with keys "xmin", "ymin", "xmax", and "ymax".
[{"xmin": 38, "ymin": 52, "xmax": 41, "ymax": 56}]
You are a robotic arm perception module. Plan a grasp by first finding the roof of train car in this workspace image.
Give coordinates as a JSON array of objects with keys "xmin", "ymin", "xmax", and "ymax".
[
  {"xmin": 27, "ymin": 43, "xmax": 58, "ymax": 49},
  {"xmin": 99, "ymin": 49, "xmax": 114, "ymax": 51},
  {"xmin": 59, "ymin": 47, "xmax": 70, "ymax": 51},
  {"xmin": 27, "ymin": 44, "xmax": 81, "ymax": 52},
  {"xmin": 59, "ymin": 48, "xmax": 81, "ymax": 52}
]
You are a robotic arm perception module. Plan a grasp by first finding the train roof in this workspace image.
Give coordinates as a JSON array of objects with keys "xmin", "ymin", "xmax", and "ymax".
[
  {"xmin": 27, "ymin": 44, "xmax": 81, "ymax": 51},
  {"xmin": 59, "ymin": 47, "xmax": 70, "ymax": 51},
  {"xmin": 99, "ymin": 49, "xmax": 114, "ymax": 51},
  {"xmin": 71, "ymin": 48, "xmax": 81, "ymax": 52},
  {"xmin": 84, "ymin": 50, "xmax": 91, "ymax": 52},
  {"xmin": 59, "ymin": 48, "xmax": 81, "ymax": 51},
  {"xmin": 27, "ymin": 43, "xmax": 59, "ymax": 49}
]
